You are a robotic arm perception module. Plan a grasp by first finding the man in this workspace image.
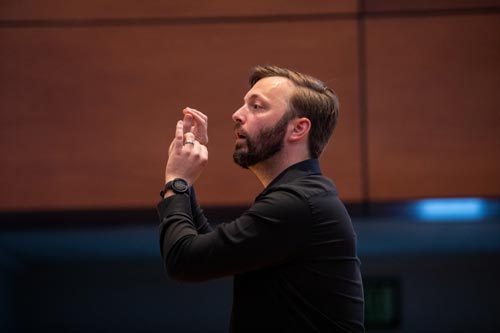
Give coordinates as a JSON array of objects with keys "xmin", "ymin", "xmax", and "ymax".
[{"xmin": 158, "ymin": 65, "xmax": 364, "ymax": 332}]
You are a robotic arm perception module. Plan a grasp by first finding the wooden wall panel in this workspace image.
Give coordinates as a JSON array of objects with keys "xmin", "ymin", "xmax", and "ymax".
[
  {"xmin": 0, "ymin": 0, "xmax": 357, "ymax": 20},
  {"xmin": 5, "ymin": 2, "xmax": 497, "ymax": 212},
  {"xmin": 365, "ymin": 0, "xmax": 500, "ymax": 12},
  {"xmin": 365, "ymin": 14, "xmax": 500, "ymax": 200},
  {"xmin": 0, "ymin": 20, "xmax": 361, "ymax": 210}
]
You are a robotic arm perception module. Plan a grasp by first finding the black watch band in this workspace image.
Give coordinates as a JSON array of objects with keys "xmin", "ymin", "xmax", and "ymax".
[{"xmin": 160, "ymin": 178, "xmax": 189, "ymax": 198}]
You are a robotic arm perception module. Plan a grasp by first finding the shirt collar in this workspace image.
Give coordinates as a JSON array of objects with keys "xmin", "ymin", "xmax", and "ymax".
[{"xmin": 258, "ymin": 159, "xmax": 322, "ymax": 197}]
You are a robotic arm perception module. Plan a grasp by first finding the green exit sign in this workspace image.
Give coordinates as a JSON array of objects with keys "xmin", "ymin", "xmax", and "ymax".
[{"xmin": 364, "ymin": 278, "xmax": 401, "ymax": 329}]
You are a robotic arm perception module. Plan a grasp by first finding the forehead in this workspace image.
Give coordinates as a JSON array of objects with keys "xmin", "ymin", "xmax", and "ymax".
[{"xmin": 244, "ymin": 76, "xmax": 295, "ymax": 103}]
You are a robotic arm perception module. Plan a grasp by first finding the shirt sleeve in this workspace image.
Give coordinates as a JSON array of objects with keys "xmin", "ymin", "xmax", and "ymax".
[
  {"xmin": 189, "ymin": 186, "xmax": 212, "ymax": 234},
  {"xmin": 156, "ymin": 187, "xmax": 311, "ymax": 282}
]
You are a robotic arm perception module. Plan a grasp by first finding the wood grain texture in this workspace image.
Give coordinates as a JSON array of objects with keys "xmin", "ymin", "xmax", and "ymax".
[
  {"xmin": 3, "ymin": 1, "xmax": 498, "ymax": 212},
  {"xmin": 365, "ymin": 14, "xmax": 500, "ymax": 200},
  {"xmin": 0, "ymin": 20, "xmax": 361, "ymax": 210},
  {"xmin": 0, "ymin": 0, "xmax": 357, "ymax": 21},
  {"xmin": 364, "ymin": 0, "xmax": 500, "ymax": 12}
]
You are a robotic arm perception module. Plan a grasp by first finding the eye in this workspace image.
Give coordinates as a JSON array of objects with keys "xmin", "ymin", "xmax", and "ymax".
[{"xmin": 251, "ymin": 104, "xmax": 262, "ymax": 110}]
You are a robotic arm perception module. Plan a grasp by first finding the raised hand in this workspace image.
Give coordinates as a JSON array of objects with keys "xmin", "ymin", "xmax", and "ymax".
[
  {"xmin": 165, "ymin": 119, "xmax": 208, "ymax": 186},
  {"xmin": 182, "ymin": 107, "xmax": 209, "ymax": 145}
]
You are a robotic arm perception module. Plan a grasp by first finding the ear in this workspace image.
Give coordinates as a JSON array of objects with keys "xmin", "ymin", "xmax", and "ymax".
[{"xmin": 288, "ymin": 117, "xmax": 311, "ymax": 142}]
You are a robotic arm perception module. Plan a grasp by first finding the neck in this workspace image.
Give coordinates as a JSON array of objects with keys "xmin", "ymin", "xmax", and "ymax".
[{"xmin": 249, "ymin": 150, "xmax": 310, "ymax": 187}]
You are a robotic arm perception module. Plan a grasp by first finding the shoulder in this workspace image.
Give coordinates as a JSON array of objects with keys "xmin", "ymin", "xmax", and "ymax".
[
  {"xmin": 248, "ymin": 174, "xmax": 337, "ymax": 219},
  {"xmin": 272, "ymin": 174, "xmax": 338, "ymax": 200}
]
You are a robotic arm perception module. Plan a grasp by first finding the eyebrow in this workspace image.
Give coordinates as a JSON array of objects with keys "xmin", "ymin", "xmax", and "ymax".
[{"xmin": 244, "ymin": 93, "xmax": 269, "ymax": 104}]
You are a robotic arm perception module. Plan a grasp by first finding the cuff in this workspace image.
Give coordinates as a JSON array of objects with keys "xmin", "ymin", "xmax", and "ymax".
[{"xmin": 157, "ymin": 193, "xmax": 192, "ymax": 220}]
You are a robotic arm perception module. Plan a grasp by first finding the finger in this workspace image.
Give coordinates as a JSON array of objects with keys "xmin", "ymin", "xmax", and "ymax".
[
  {"xmin": 184, "ymin": 132, "xmax": 195, "ymax": 142},
  {"xmin": 190, "ymin": 139, "xmax": 200, "ymax": 155},
  {"xmin": 174, "ymin": 120, "xmax": 184, "ymax": 150},
  {"xmin": 191, "ymin": 141, "xmax": 208, "ymax": 164},
  {"xmin": 184, "ymin": 107, "xmax": 207, "ymax": 124},
  {"xmin": 183, "ymin": 132, "xmax": 196, "ymax": 147},
  {"xmin": 183, "ymin": 107, "xmax": 208, "ymax": 144},
  {"xmin": 183, "ymin": 113, "xmax": 193, "ymax": 133},
  {"xmin": 199, "ymin": 144, "xmax": 209, "ymax": 164},
  {"xmin": 168, "ymin": 139, "xmax": 175, "ymax": 155}
]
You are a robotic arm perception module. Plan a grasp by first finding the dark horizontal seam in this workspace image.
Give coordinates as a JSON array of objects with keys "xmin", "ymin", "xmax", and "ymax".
[
  {"xmin": 0, "ymin": 12, "xmax": 356, "ymax": 29},
  {"xmin": 362, "ymin": 6, "xmax": 500, "ymax": 20},
  {"xmin": 1, "ymin": 7, "xmax": 498, "ymax": 29}
]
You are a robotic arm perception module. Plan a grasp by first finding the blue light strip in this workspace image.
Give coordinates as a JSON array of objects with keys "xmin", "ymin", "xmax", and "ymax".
[{"xmin": 415, "ymin": 198, "xmax": 487, "ymax": 222}]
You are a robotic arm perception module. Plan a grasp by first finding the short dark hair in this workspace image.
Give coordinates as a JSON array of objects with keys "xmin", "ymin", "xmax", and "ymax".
[{"xmin": 249, "ymin": 65, "xmax": 340, "ymax": 158}]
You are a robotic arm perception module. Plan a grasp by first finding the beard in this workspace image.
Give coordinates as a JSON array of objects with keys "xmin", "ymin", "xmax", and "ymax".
[{"xmin": 233, "ymin": 111, "xmax": 293, "ymax": 169}]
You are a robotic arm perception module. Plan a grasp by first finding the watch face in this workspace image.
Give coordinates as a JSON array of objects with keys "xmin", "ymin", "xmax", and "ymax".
[{"xmin": 172, "ymin": 178, "xmax": 188, "ymax": 192}]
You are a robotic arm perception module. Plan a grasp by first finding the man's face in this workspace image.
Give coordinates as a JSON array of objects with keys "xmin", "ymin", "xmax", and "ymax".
[
  {"xmin": 232, "ymin": 77, "xmax": 295, "ymax": 169},
  {"xmin": 233, "ymin": 111, "xmax": 293, "ymax": 168}
]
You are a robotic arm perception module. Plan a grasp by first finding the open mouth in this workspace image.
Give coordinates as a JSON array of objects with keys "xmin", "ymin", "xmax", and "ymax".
[{"xmin": 235, "ymin": 131, "xmax": 246, "ymax": 140}]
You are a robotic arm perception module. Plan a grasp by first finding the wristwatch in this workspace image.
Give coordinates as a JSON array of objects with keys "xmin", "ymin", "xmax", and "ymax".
[{"xmin": 160, "ymin": 178, "xmax": 189, "ymax": 198}]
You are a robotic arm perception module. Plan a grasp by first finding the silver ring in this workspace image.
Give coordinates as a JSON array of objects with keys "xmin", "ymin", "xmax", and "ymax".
[{"xmin": 184, "ymin": 140, "xmax": 195, "ymax": 145}]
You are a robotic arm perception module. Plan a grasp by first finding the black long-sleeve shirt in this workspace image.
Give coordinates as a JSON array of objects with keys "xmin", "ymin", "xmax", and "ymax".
[{"xmin": 157, "ymin": 159, "xmax": 364, "ymax": 332}]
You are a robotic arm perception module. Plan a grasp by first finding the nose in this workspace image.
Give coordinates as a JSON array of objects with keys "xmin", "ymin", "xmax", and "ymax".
[{"xmin": 232, "ymin": 105, "xmax": 245, "ymax": 124}]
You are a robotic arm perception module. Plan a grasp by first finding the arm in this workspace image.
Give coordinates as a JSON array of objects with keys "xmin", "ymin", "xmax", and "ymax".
[
  {"xmin": 159, "ymin": 109, "xmax": 309, "ymax": 281},
  {"xmin": 189, "ymin": 186, "xmax": 212, "ymax": 234},
  {"xmin": 162, "ymin": 108, "xmax": 208, "ymax": 198},
  {"xmin": 157, "ymin": 187, "xmax": 310, "ymax": 282},
  {"xmin": 162, "ymin": 108, "xmax": 211, "ymax": 231}
]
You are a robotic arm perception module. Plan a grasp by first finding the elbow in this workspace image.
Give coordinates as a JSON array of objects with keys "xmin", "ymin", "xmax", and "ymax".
[
  {"xmin": 161, "ymin": 235, "xmax": 217, "ymax": 282},
  {"xmin": 161, "ymin": 235, "xmax": 199, "ymax": 282},
  {"xmin": 163, "ymin": 244, "xmax": 207, "ymax": 282}
]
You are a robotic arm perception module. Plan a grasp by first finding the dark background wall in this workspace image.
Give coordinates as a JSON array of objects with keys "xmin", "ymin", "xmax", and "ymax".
[{"xmin": 1, "ymin": 1, "xmax": 500, "ymax": 332}]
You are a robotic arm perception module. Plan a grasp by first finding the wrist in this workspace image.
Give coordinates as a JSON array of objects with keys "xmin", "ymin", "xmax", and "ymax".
[
  {"xmin": 160, "ymin": 178, "xmax": 189, "ymax": 199},
  {"xmin": 161, "ymin": 189, "xmax": 175, "ymax": 199}
]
